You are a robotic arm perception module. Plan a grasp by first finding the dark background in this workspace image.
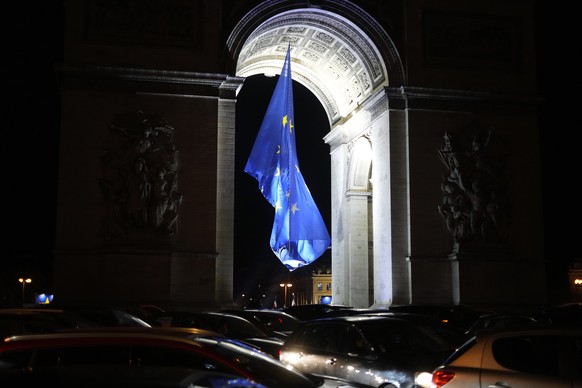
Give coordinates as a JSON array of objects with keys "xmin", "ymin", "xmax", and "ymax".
[{"xmin": 2, "ymin": 2, "xmax": 579, "ymax": 303}]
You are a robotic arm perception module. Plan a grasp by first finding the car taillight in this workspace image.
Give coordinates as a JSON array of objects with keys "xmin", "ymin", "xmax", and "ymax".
[{"xmin": 431, "ymin": 370, "xmax": 455, "ymax": 387}]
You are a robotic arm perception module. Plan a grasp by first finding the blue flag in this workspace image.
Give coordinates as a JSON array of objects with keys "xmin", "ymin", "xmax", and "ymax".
[{"xmin": 244, "ymin": 45, "xmax": 331, "ymax": 271}]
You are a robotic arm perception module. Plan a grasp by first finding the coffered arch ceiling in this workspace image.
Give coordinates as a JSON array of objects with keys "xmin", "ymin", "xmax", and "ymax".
[{"xmin": 230, "ymin": 6, "xmax": 395, "ymax": 125}]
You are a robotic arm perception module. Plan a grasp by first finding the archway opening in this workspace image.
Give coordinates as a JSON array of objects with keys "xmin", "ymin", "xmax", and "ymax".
[
  {"xmin": 234, "ymin": 74, "xmax": 331, "ymax": 304},
  {"xmin": 227, "ymin": 1, "xmax": 402, "ymax": 308}
]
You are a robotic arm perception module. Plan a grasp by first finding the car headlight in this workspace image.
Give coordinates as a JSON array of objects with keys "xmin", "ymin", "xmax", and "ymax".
[{"xmin": 415, "ymin": 371, "xmax": 433, "ymax": 388}]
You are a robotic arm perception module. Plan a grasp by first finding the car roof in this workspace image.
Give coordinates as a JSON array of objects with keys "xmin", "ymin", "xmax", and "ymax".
[
  {"xmin": 0, "ymin": 334, "xmax": 201, "ymax": 354},
  {"xmin": 299, "ymin": 314, "xmax": 417, "ymax": 324},
  {"xmin": 238, "ymin": 309, "xmax": 297, "ymax": 316},
  {"xmin": 59, "ymin": 325, "xmax": 222, "ymax": 336},
  {"xmin": 320, "ymin": 314, "xmax": 406, "ymax": 321},
  {"xmin": 2, "ymin": 326, "xmax": 223, "ymax": 346}
]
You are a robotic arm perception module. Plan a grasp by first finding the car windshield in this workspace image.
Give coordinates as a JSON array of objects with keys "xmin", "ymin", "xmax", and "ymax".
[
  {"xmin": 192, "ymin": 337, "xmax": 321, "ymax": 388},
  {"xmin": 246, "ymin": 311, "xmax": 300, "ymax": 332}
]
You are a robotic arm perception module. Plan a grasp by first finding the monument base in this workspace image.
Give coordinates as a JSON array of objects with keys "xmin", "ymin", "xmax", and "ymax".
[
  {"xmin": 408, "ymin": 244, "xmax": 546, "ymax": 309},
  {"xmin": 53, "ymin": 250, "xmax": 218, "ymax": 309}
]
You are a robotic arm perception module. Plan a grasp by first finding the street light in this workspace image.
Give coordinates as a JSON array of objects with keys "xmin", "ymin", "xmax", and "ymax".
[
  {"xmin": 18, "ymin": 277, "xmax": 32, "ymax": 306},
  {"xmin": 280, "ymin": 283, "xmax": 292, "ymax": 308},
  {"xmin": 575, "ymin": 278, "xmax": 582, "ymax": 302}
]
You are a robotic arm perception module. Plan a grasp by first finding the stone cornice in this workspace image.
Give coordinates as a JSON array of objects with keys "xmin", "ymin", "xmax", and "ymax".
[
  {"xmin": 57, "ymin": 64, "xmax": 236, "ymax": 96},
  {"xmin": 385, "ymin": 86, "xmax": 542, "ymax": 111}
]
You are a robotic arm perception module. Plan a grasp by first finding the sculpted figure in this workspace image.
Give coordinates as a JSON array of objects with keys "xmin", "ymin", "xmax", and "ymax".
[
  {"xmin": 437, "ymin": 128, "xmax": 509, "ymax": 246},
  {"xmin": 100, "ymin": 111, "xmax": 182, "ymax": 237}
]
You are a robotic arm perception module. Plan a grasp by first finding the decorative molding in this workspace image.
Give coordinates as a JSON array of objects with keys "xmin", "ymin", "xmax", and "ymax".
[
  {"xmin": 229, "ymin": 1, "xmax": 404, "ymax": 125},
  {"xmin": 384, "ymin": 86, "xmax": 541, "ymax": 111}
]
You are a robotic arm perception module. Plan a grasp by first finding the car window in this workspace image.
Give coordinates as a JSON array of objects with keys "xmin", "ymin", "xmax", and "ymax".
[
  {"xmin": 361, "ymin": 321, "xmax": 452, "ymax": 354},
  {"xmin": 222, "ymin": 317, "xmax": 266, "ymax": 338},
  {"xmin": 363, "ymin": 324, "xmax": 413, "ymax": 354},
  {"xmin": 289, "ymin": 323, "xmax": 339, "ymax": 352},
  {"xmin": 289, "ymin": 323, "xmax": 369, "ymax": 355},
  {"xmin": 338, "ymin": 327, "xmax": 369, "ymax": 356},
  {"xmin": 251, "ymin": 312, "xmax": 298, "ymax": 332},
  {"xmin": 320, "ymin": 324, "xmax": 346, "ymax": 353},
  {"xmin": 492, "ymin": 334, "xmax": 582, "ymax": 379}
]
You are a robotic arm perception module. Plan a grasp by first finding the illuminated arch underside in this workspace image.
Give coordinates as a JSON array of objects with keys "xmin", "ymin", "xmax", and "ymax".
[{"xmin": 236, "ymin": 8, "xmax": 388, "ymax": 125}]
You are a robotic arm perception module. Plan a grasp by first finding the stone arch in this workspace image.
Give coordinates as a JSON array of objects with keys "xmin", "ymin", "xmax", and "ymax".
[
  {"xmin": 226, "ymin": 0, "xmax": 404, "ymax": 124},
  {"xmin": 227, "ymin": 0, "xmax": 407, "ymax": 307},
  {"xmin": 347, "ymin": 136, "xmax": 373, "ymax": 192}
]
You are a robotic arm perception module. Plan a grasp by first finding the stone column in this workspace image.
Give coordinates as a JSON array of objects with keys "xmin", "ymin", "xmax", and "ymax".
[
  {"xmin": 215, "ymin": 77, "xmax": 244, "ymax": 306},
  {"xmin": 346, "ymin": 192, "xmax": 371, "ymax": 307},
  {"xmin": 369, "ymin": 93, "xmax": 395, "ymax": 308}
]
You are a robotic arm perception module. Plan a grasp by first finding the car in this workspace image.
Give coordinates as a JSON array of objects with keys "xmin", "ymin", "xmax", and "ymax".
[
  {"xmin": 542, "ymin": 302, "xmax": 582, "ymax": 328},
  {"xmin": 463, "ymin": 312, "xmax": 546, "ymax": 340},
  {"xmin": 358, "ymin": 311, "xmax": 467, "ymax": 348},
  {"xmin": 219, "ymin": 308, "xmax": 302, "ymax": 339},
  {"xmin": 0, "ymin": 327, "xmax": 369, "ymax": 388},
  {"xmin": 314, "ymin": 308, "xmax": 467, "ymax": 347},
  {"xmin": 148, "ymin": 310, "xmax": 285, "ymax": 358},
  {"xmin": 431, "ymin": 327, "xmax": 582, "ymax": 387},
  {"xmin": 279, "ymin": 315, "xmax": 456, "ymax": 388},
  {"xmin": 55, "ymin": 325, "xmax": 226, "ymax": 339},
  {"xmin": 57, "ymin": 305, "xmax": 153, "ymax": 327},
  {"xmin": 0, "ymin": 308, "xmax": 98, "ymax": 339},
  {"xmin": 321, "ymin": 308, "xmax": 392, "ymax": 318},
  {"xmin": 282, "ymin": 304, "xmax": 353, "ymax": 321},
  {"xmin": 387, "ymin": 304, "xmax": 491, "ymax": 332},
  {"xmin": 1, "ymin": 364, "xmax": 269, "ymax": 388}
]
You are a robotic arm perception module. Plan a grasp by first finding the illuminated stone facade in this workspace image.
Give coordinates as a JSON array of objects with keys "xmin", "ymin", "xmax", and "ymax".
[{"xmin": 54, "ymin": 0, "xmax": 544, "ymax": 309}]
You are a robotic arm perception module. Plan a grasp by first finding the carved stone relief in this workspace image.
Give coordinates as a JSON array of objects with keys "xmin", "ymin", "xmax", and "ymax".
[
  {"xmin": 100, "ymin": 111, "xmax": 183, "ymax": 238},
  {"xmin": 437, "ymin": 126, "xmax": 510, "ymax": 249}
]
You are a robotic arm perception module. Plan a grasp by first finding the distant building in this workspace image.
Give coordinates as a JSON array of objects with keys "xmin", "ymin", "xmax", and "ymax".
[{"xmin": 568, "ymin": 259, "xmax": 582, "ymax": 302}]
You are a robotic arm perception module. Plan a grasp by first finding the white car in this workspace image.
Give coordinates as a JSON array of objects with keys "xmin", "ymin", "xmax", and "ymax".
[{"xmin": 431, "ymin": 327, "xmax": 582, "ymax": 387}]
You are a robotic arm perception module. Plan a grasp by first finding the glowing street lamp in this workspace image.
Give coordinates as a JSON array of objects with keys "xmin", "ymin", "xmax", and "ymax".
[
  {"xmin": 279, "ymin": 283, "xmax": 292, "ymax": 308},
  {"xmin": 575, "ymin": 278, "xmax": 582, "ymax": 301},
  {"xmin": 18, "ymin": 277, "xmax": 32, "ymax": 306}
]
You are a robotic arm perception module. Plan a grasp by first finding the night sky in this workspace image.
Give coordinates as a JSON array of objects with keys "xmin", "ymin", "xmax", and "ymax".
[
  {"xmin": 234, "ymin": 75, "xmax": 331, "ymax": 301},
  {"xmin": 4, "ymin": 3, "xmax": 63, "ymax": 294},
  {"xmin": 3, "ymin": 2, "xmax": 580, "ymax": 303}
]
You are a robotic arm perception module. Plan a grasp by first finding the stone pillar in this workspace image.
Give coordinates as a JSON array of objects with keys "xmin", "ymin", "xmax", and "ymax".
[
  {"xmin": 327, "ymin": 130, "xmax": 349, "ymax": 306},
  {"xmin": 346, "ymin": 192, "xmax": 371, "ymax": 307},
  {"xmin": 214, "ymin": 77, "xmax": 243, "ymax": 306},
  {"xmin": 370, "ymin": 94, "xmax": 394, "ymax": 308}
]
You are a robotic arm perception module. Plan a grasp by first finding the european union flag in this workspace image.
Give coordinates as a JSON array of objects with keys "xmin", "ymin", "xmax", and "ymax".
[{"xmin": 244, "ymin": 45, "xmax": 331, "ymax": 271}]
